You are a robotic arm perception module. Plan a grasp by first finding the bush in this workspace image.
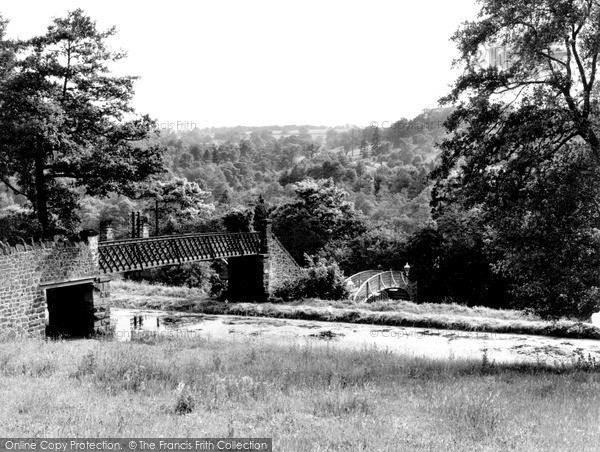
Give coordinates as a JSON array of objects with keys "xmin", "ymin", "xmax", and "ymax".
[
  {"xmin": 222, "ymin": 208, "xmax": 254, "ymax": 232},
  {"xmin": 274, "ymin": 259, "xmax": 349, "ymax": 301},
  {"xmin": 134, "ymin": 262, "xmax": 213, "ymax": 290},
  {"xmin": 173, "ymin": 382, "xmax": 195, "ymax": 415},
  {"xmin": 209, "ymin": 274, "xmax": 227, "ymax": 300}
]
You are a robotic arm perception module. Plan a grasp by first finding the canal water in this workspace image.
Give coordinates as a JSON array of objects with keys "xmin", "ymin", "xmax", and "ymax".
[{"xmin": 110, "ymin": 308, "xmax": 600, "ymax": 366}]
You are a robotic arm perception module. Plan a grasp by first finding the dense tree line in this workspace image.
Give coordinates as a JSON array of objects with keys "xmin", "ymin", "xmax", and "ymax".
[
  {"xmin": 3, "ymin": 5, "xmax": 600, "ymax": 319},
  {"xmin": 432, "ymin": 0, "xmax": 600, "ymax": 319}
]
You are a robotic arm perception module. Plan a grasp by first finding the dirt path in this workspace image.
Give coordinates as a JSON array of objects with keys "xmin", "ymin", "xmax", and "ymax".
[{"xmin": 112, "ymin": 308, "xmax": 600, "ymax": 366}]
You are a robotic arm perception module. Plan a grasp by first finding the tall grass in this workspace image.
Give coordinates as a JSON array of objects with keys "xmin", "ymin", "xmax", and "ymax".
[
  {"xmin": 1, "ymin": 336, "xmax": 599, "ymax": 450},
  {"xmin": 112, "ymin": 279, "xmax": 204, "ymax": 300},
  {"xmin": 289, "ymin": 297, "xmax": 534, "ymax": 321}
]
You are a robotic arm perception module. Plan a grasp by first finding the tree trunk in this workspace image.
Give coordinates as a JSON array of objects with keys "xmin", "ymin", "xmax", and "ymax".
[{"xmin": 34, "ymin": 145, "xmax": 50, "ymax": 233}]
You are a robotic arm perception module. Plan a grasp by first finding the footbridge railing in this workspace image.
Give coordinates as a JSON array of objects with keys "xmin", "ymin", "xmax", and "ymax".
[
  {"xmin": 345, "ymin": 270, "xmax": 414, "ymax": 302},
  {"xmin": 344, "ymin": 270, "xmax": 383, "ymax": 290},
  {"xmin": 98, "ymin": 232, "xmax": 262, "ymax": 274}
]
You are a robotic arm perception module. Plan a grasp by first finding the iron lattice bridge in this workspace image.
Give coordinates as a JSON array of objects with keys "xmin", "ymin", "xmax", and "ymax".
[{"xmin": 98, "ymin": 232, "xmax": 263, "ymax": 274}]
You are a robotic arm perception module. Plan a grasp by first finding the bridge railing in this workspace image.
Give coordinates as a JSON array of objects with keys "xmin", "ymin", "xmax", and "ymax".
[
  {"xmin": 344, "ymin": 270, "xmax": 383, "ymax": 291},
  {"xmin": 351, "ymin": 270, "xmax": 410, "ymax": 302},
  {"xmin": 98, "ymin": 232, "xmax": 262, "ymax": 274}
]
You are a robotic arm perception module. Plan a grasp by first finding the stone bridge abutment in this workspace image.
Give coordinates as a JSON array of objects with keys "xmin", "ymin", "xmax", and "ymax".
[
  {"xmin": 0, "ymin": 233, "xmax": 110, "ymax": 338},
  {"xmin": 0, "ymin": 222, "xmax": 300, "ymax": 338}
]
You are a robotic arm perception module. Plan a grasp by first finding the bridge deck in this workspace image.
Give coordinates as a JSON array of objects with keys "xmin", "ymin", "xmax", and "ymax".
[{"xmin": 98, "ymin": 232, "xmax": 263, "ymax": 274}]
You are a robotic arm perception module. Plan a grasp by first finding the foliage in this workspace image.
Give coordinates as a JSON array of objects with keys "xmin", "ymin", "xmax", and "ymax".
[
  {"xmin": 479, "ymin": 146, "xmax": 600, "ymax": 318},
  {"xmin": 272, "ymin": 178, "xmax": 367, "ymax": 263},
  {"xmin": 433, "ymin": 0, "xmax": 600, "ymax": 318},
  {"xmin": 67, "ymin": 107, "xmax": 447, "ymax": 243},
  {"xmin": 209, "ymin": 274, "xmax": 227, "ymax": 300},
  {"xmin": 0, "ymin": 209, "xmax": 44, "ymax": 242},
  {"xmin": 319, "ymin": 229, "xmax": 405, "ymax": 276},
  {"xmin": 222, "ymin": 208, "xmax": 253, "ymax": 232},
  {"xmin": 252, "ymin": 195, "xmax": 268, "ymax": 232},
  {"xmin": 319, "ymin": 206, "xmax": 509, "ymax": 308},
  {"xmin": 132, "ymin": 262, "xmax": 213, "ymax": 290},
  {"xmin": 405, "ymin": 209, "xmax": 508, "ymax": 308},
  {"xmin": 173, "ymin": 382, "xmax": 195, "ymax": 415},
  {"xmin": 145, "ymin": 178, "xmax": 213, "ymax": 235},
  {"xmin": 0, "ymin": 10, "xmax": 164, "ymax": 233},
  {"xmin": 273, "ymin": 259, "xmax": 349, "ymax": 301},
  {"xmin": 79, "ymin": 195, "xmax": 137, "ymax": 239},
  {"xmin": 148, "ymin": 109, "xmax": 448, "ymax": 239}
]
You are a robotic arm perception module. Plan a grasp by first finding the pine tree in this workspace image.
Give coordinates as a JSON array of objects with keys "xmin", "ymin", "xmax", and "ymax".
[{"xmin": 0, "ymin": 10, "xmax": 164, "ymax": 233}]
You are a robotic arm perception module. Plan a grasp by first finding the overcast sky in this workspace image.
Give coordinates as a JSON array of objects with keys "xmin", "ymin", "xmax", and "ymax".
[{"xmin": 1, "ymin": 0, "xmax": 479, "ymax": 128}]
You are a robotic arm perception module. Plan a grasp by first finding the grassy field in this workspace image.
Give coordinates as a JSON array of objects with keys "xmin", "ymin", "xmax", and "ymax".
[
  {"xmin": 1, "ymin": 335, "xmax": 599, "ymax": 451},
  {"xmin": 112, "ymin": 280, "xmax": 600, "ymax": 340}
]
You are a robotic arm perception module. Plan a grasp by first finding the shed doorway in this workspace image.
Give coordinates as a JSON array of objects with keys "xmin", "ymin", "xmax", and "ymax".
[{"xmin": 45, "ymin": 283, "xmax": 95, "ymax": 338}]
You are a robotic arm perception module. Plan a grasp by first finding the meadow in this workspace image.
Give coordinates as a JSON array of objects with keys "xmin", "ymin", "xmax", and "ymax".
[{"xmin": 1, "ymin": 334, "xmax": 599, "ymax": 451}]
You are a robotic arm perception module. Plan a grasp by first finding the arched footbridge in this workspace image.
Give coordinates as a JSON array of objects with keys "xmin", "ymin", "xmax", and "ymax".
[{"xmin": 344, "ymin": 270, "xmax": 416, "ymax": 302}]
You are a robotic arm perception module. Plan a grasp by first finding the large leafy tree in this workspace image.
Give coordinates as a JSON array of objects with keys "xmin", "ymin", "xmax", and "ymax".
[
  {"xmin": 0, "ymin": 10, "xmax": 164, "ymax": 233},
  {"xmin": 145, "ymin": 178, "xmax": 214, "ymax": 235},
  {"xmin": 272, "ymin": 178, "xmax": 366, "ymax": 264},
  {"xmin": 0, "ymin": 16, "xmax": 10, "ymax": 76},
  {"xmin": 433, "ymin": 0, "xmax": 600, "ymax": 317}
]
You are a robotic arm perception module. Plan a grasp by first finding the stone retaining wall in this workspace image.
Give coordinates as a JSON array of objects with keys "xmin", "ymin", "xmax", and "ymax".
[
  {"xmin": 266, "ymin": 233, "xmax": 303, "ymax": 291},
  {"xmin": 0, "ymin": 226, "xmax": 298, "ymax": 337},
  {"xmin": 0, "ymin": 235, "xmax": 107, "ymax": 337}
]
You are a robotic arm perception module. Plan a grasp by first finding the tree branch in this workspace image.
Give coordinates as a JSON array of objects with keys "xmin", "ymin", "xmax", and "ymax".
[
  {"xmin": 1, "ymin": 177, "xmax": 30, "ymax": 200},
  {"xmin": 570, "ymin": 27, "xmax": 589, "ymax": 92}
]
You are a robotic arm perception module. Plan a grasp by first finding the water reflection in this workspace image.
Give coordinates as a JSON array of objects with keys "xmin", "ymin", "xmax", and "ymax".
[{"xmin": 111, "ymin": 309, "xmax": 167, "ymax": 341}]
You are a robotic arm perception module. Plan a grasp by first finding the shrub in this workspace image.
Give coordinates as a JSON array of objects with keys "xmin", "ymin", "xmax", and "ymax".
[
  {"xmin": 133, "ymin": 262, "xmax": 213, "ymax": 290},
  {"xmin": 274, "ymin": 259, "xmax": 349, "ymax": 301},
  {"xmin": 209, "ymin": 274, "xmax": 227, "ymax": 300},
  {"xmin": 173, "ymin": 382, "xmax": 195, "ymax": 415},
  {"xmin": 222, "ymin": 208, "xmax": 254, "ymax": 232}
]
